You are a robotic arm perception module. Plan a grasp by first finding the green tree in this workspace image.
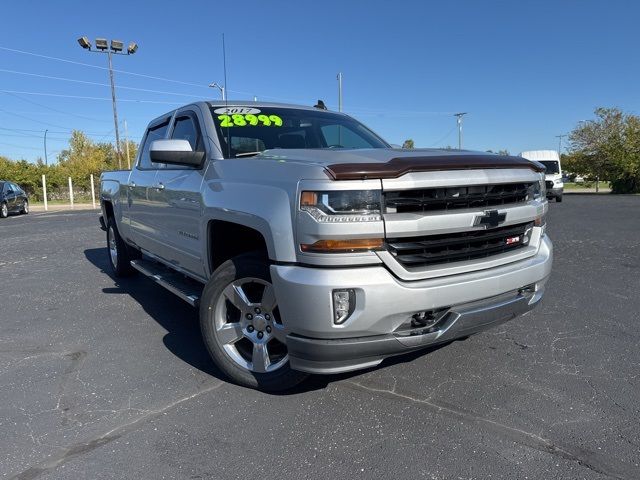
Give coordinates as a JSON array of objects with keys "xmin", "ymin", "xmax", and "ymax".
[
  {"xmin": 402, "ymin": 139, "xmax": 415, "ymax": 149},
  {"xmin": 0, "ymin": 130, "xmax": 139, "ymax": 201},
  {"xmin": 568, "ymin": 107, "xmax": 640, "ymax": 193}
]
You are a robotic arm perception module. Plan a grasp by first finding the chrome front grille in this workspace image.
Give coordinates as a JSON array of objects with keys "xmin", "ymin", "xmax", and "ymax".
[
  {"xmin": 384, "ymin": 183, "xmax": 535, "ymax": 213},
  {"xmin": 386, "ymin": 222, "xmax": 533, "ymax": 268}
]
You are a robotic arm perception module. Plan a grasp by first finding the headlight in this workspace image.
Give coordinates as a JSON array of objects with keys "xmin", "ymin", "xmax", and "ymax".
[
  {"xmin": 538, "ymin": 175, "xmax": 546, "ymax": 200},
  {"xmin": 300, "ymin": 190, "xmax": 382, "ymax": 222},
  {"xmin": 528, "ymin": 177, "xmax": 546, "ymax": 200}
]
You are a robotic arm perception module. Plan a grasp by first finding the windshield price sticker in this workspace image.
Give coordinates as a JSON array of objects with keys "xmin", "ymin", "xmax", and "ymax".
[
  {"xmin": 213, "ymin": 107, "xmax": 261, "ymax": 115},
  {"xmin": 218, "ymin": 114, "xmax": 284, "ymax": 127}
]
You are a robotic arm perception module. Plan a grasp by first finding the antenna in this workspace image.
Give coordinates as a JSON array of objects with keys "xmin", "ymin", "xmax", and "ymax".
[{"xmin": 222, "ymin": 33, "xmax": 231, "ymax": 158}]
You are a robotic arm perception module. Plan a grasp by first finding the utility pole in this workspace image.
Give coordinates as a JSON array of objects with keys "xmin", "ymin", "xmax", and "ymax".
[
  {"xmin": 77, "ymin": 37, "xmax": 138, "ymax": 170},
  {"xmin": 43, "ymin": 129, "xmax": 48, "ymax": 166},
  {"xmin": 337, "ymin": 72, "xmax": 343, "ymax": 112},
  {"xmin": 454, "ymin": 112, "xmax": 467, "ymax": 150},
  {"xmin": 555, "ymin": 134, "xmax": 567, "ymax": 154}
]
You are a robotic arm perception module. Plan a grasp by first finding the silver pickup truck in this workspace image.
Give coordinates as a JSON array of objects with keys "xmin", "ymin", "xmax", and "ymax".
[{"xmin": 100, "ymin": 101, "xmax": 552, "ymax": 391}]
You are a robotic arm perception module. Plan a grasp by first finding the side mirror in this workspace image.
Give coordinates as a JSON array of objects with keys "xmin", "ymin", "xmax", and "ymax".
[{"xmin": 150, "ymin": 139, "xmax": 205, "ymax": 166}]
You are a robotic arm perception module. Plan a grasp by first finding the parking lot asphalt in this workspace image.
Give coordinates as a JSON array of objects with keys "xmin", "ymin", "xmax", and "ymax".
[{"xmin": 1, "ymin": 196, "xmax": 639, "ymax": 480}]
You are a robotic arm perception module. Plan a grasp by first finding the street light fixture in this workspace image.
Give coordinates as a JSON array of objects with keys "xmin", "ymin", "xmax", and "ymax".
[
  {"xmin": 77, "ymin": 36, "xmax": 91, "ymax": 49},
  {"xmin": 209, "ymin": 82, "xmax": 225, "ymax": 101},
  {"xmin": 95, "ymin": 38, "xmax": 108, "ymax": 50},
  {"xmin": 110, "ymin": 39, "xmax": 124, "ymax": 52},
  {"xmin": 77, "ymin": 36, "xmax": 138, "ymax": 169}
]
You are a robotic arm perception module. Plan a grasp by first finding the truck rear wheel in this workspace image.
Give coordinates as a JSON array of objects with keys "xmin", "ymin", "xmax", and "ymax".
[
  {"xmin": 200, "ymin": 253, "xmax": 308, "ymax": 391},
  {"xmin": 106, "ymin": 217, "xmax": 137, "ymax": 277}
]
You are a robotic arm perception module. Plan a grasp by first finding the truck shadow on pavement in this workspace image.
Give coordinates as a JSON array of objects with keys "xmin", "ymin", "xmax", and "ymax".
[{"xmin": 83, "ymin": 247, "xmax": 450, "ymax": 395}]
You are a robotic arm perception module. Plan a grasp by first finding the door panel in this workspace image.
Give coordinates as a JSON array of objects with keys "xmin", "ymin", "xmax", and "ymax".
[
  {"xmin": 127, "ymin": 168, "xmax": 158, "ymax": 249},
  {"xmin": 128, "ymin": 118, "xmax": 171, "ymax": 251},
  {"xmin": 6, "ymin": 184, "xmax": 17, "ymax": 212},
  {"xmin": 145, "ymin": 109, "xmax": 207, "ymax": 278},
  {"xmin": 152, "ymin": 169, "xmax": 205, "ymax": 276}
]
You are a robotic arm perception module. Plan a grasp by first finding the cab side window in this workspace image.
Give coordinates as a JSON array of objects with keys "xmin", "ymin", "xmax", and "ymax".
[
  {"xmin": 137, "ymin": 119, "xmax": 170, "ymax": 169},
  {"xmin": 171, "ymin": 114, "xmax": 203, "ymax": 152},
  {"xmin": 154, "ymin": 112, "xmax": 205, "ymax": 169}
]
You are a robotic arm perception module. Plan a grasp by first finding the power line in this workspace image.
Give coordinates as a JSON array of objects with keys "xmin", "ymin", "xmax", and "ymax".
[
  {"xmin": 0, "ymin": 132, "xmax": 67, "ymax": 141},
  {"xmin": 0, "ymin": 105, "xmax": 97, "ymax": 130},
  {"xmin": 0, "ymin": 140, "xmax": 44, "ymax": 151},
  {"xmin": 0, "ymin": 126, "xmax": 141, "ymax": 140},
  {"xmin": 2, "ymin": 91, "xmax": 108, "ymax": 123},
  {"xmin": 0, "ymin": 126, "xmax": 115, "ymax": 136},
  {"xmin": 0, "ymin": 45, "xmax": 463, "ymax": 117},
  {"xmin": 429, "ymin": 125, "xmax": 457, "ymax": 147},
  {"xmin": 0, "ymin": 45, "xmax": 211, "ymax": 89},
  {"xmin": 0, "ymin": 68, "xmax": 203, "ymax": 99},
  {"xmin": 0, "ymin": 89, "xmax": 182, "ymax": 105}
]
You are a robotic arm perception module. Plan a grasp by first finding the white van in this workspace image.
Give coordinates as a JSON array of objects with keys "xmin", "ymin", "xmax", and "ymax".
[{"xmin": 520, "ymin": 150, "xmax": 563, "ymax": 202}]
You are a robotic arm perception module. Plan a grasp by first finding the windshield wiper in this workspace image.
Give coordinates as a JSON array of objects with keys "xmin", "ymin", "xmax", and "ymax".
[{"xmin": 234, "ymin": 151, "xmax": 263, "ymax": 158}]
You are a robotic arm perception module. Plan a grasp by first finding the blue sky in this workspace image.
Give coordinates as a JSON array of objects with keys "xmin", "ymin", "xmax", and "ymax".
[{"xmin": 0, "ymin": 0, "xmax": 637, "ymax": 162}]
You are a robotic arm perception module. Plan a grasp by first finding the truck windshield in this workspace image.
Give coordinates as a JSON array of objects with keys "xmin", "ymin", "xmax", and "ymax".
[
  {"xmin": 540, "ymin": 161, "xmax": 560, "ymax": 174},
  {"xmin": 209, "ymin": 105, "xmax": 389, "ymax": 158}
]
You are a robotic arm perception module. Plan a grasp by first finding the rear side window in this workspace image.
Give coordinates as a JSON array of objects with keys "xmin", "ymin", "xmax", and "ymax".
[{"xmin": 138, "ymin": 119, "xmax": 170, "ymax": 169}]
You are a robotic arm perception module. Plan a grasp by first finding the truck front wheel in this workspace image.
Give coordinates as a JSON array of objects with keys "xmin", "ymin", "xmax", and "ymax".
[{"xmin": 200, "ymin": 253, "xmax": 308, "ymax": 391}]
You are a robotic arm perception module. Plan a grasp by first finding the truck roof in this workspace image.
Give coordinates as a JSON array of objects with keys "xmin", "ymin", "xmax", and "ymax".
[
  {"xmin": 147, "ymin": 101, "xmax": 345, "ymax": 126},
  {"xmin": 519, "ymin": 150, "xmax": 560, "ymax": 161}
]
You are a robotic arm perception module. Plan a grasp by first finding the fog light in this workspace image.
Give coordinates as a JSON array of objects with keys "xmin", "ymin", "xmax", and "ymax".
[{"xmin": 333, "ymin": 289, "xmax": 355, "ymax": 324}]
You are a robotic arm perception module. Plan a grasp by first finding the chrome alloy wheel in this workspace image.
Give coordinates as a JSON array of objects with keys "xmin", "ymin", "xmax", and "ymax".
[
  {"xmin": 23, "ymin": 201, "xmax": 29, "ymax": 214},
  {"xmin": 1, "ymin": 203, "xmax": 7, "ymax": 217},
  {"xmin": 213, "ymin": 277, "xmax": 288, "ymax": 373},
  {"xmin": 107, "ymin": 225, "xmax": 118, "ymax": 269}
]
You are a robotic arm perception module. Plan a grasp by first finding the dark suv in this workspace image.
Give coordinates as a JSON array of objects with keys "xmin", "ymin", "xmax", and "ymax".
[{"xmin": 0, "ymin": 181, "xmax": 29, "ymax": 218}]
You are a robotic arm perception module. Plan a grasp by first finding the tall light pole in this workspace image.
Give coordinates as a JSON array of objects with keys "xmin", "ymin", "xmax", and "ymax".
[
  {"xmin": 555, "ymin": 133, "xmax": 567, "ymax": 154},
  {"xmin": 209, "ymin": 82, "xmax": 226, "ymax": 101},
  {"xmin": 454, "ymin": 112, "xmax": 467, "ymax": 150},
  {"xmin": 78, "ymin": 36, "xmax": 138, "ymax": 170}
]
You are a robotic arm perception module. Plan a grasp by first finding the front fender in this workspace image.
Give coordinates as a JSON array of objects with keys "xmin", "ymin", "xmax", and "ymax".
[{"xmin": 201, "ymin": 181, "xmax": 296, "ymax": 263}]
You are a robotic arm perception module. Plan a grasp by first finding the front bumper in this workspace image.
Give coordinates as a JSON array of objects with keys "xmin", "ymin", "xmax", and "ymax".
[
  {"xmin": 286, "ymin": 287, "xmax": 544, "ymax": 373},
  {"xmin": 547, "ymin": 186, "xmax": 563, "ymax": 198},
  {"xmin": 271, "ymin": 236, "xmax": 552, "ymax": 374}
]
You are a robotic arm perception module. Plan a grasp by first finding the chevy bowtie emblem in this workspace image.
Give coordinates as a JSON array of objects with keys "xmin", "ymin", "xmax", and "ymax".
[{"xmin": 474, "ymin": 210, "xmax": 506, "ymax": 229}]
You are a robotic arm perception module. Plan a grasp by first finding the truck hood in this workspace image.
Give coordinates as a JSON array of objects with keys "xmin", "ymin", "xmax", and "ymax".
[{"xmin": 260, "ymin": 148, "xmax": 545, "ymax": 180}]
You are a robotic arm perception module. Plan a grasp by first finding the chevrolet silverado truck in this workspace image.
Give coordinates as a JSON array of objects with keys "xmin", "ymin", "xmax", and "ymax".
[{"xmin": 100, "ymin": 101, "xmax": 552, "ymax": 391}]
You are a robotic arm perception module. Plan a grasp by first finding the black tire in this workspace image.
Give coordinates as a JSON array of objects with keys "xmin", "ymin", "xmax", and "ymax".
[
  {"xmin": 106, "ymin": 217, "xmax": 137, "ymax": 277},
  {"xmin": 0, "ymin": 202, "xmax": 7, "ymax": 218},
  {"xmin": 200, "ymin": 252, "xmax": 308, "ymax": 391},
  {"xmin": 556, "ymin": 195, "xmax": 563, "ymax": 202},
  {"xmin": 21, "ymin": 200, "xmax": 29, "ymax": 214}
]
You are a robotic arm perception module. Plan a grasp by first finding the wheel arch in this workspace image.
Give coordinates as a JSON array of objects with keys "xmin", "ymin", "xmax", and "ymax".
[
  {"xmin": 102, "ymin": 199, "xmax": 115, "ymax": 220},
  {"xmin": 207, "ymin": 219, "xmax": 272, "ymax": 274}
]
